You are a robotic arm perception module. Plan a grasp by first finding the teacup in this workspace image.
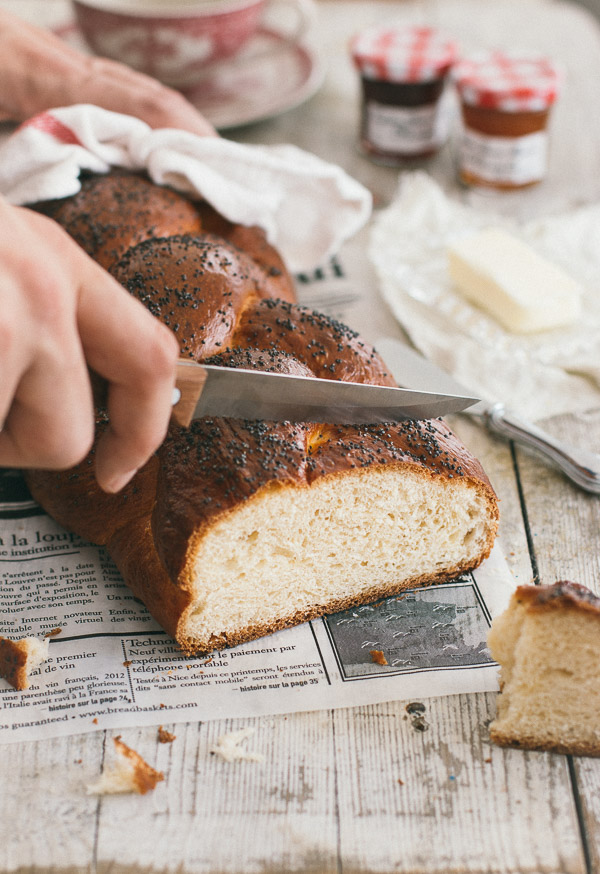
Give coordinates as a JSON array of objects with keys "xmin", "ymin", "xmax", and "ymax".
[{"xmin": 72, "ymin": 0, "xmax": 314, "ymax": 87}]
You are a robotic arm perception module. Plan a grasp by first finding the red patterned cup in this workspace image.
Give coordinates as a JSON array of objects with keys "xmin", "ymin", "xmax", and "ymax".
[{"xmin": 73, "ymin": 0, "xmax": 312, "ymax": 87}]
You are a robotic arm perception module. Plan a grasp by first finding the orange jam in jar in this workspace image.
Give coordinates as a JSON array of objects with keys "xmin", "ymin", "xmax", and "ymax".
[
  {"xmin": 350, "ymin": 26, "xmax": 458, "ymax": 163},
  {"xmin": 452, "ymin": 51, "xmax": 560, "ymax": 189}
]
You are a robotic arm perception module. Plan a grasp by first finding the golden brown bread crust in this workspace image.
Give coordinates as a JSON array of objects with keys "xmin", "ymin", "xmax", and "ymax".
[
  {"xmin": 109, "ymin": 234, "xmax": 294, "ymax": 359},
  {"xmin": 196, "ymin": 200, "xmax": 296, "ymax": 303},
  {"xmin": 30, "ymin": 169, "xmax": 203, "ymax": 270},
  {"xmin": 490, "ymin": 732, "xmax": 600, "ymax": 758},
  {"xmin": 234, "ymin": 298, "xmax": 396, "ymax": 385},
  {"xmin": 30, "ymin": 170, "xmax": 296, "ymax": 302},
  {"xmin": 24, "ymin": 414, "xmax": 159, "ymax": 546},
  {"xmin": 511, "ymin": 580, "xmax": 600, "ymax": 615},
  {"xmin": 24, "ymin": 172, "xmax": 499, "ymax": 654}
]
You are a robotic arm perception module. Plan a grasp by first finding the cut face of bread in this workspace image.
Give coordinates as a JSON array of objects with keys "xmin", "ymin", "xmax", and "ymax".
[
  {"xmin": 488, "ymin": 581, "xmax": 600, "ymax": 757},
  {"xmin": 180, "ymin": 465, "xmax": 496, "ymax": 651}
]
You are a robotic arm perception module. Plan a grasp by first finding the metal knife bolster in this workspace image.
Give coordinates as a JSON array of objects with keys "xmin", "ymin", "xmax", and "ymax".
[{"xmin": 171, "ymin": 360, "xmax": 479, "ymax": 428}]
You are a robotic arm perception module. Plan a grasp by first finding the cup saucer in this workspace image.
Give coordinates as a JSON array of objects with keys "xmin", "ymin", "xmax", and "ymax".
[
  {"xmin": 181, "ymin": 27, "xmax": 325, "ymax": 130},
  {"xmin": 56, "ymin": 21, "xmax": 325, "ymax": 131}
]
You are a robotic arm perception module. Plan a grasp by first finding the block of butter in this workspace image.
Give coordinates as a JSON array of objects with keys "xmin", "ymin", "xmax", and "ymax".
[{"xmin": 447, "ymin": 227, "xmax": 582, "ymax": 333}]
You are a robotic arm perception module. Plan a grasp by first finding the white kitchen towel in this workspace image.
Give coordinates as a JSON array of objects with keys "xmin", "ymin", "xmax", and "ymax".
[
  {"xmin": 0, "ymin": 104, "xmax": 372, "ymax": 273},
  {"xmin": 369, "ymin": 172, "xmax": 600, "ymax": 422}
]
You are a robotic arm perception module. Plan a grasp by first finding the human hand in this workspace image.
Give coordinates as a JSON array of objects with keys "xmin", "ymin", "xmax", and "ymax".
[
  {"xmin": 0, "ymin": 9, "xmax": 217, "ymax": 137},
  {"xmin": 0, "ymin": 198, "xmax": 180, "ymax": 493}
]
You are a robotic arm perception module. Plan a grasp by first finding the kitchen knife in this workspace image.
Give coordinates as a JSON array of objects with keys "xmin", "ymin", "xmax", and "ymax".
[
  {"xmin": 171, "ymin": 359, "xmax": 479, "ymax": 428},
  {"xmin": 376, "ymin": 337, "xmax": 600, "ymax": 495}
]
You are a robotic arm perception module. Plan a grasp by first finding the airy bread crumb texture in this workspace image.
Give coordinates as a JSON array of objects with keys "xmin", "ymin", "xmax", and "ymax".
[
  {"xmin": 0, "ymin": 636, "xmax": 49, "ymax": 690},
  {"xmin": 488, "ymin": 581, "xmax": 600, "ymax": 757},
  {"xmin": 182, "ymin": 466, "xmax": 495, "ymax": 650},
  {"xmin": 87, "ymin": 736, "xmax": 164, "ymax": 795}
]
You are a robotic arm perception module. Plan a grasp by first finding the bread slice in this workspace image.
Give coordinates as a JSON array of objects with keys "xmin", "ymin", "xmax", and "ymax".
[{"xmin": 488, "ymin": 581, "xmax": 600, "ymax": 757}]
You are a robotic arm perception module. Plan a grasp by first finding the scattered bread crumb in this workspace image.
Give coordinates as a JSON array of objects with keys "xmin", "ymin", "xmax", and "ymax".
[
  {"xmin": 157, "ymin": 726, "xmax": 176, "ymax": 744},
  {"xmin": 92, "ymin": 718, "xmax": 98, "ymax": 725},
  {"xmin": 0, "ymin": 636, "xmax": 49, "ymax": 690},
  {"xmin": 370, "ymin": 649, "xmax": 388, "ymax": 666},
  {"xmin": 123, "ymin": 660, "xmax": 132, "ymax": 667},
  {"xmin": 44, "ymin": 627, "xmax": 62, "ymax": 638},
  {"xmin": 210, "ymin": 727, "xmax": 264, "ymax": 763},
  {"xmin": 87, "ymin": 736, "xmax": 164, "ymax": 795}
]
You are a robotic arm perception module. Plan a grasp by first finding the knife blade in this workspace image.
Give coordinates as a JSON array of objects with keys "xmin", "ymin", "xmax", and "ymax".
[
  {"xmin": 375, "ymin": 337, "xmax": 600, "ymax": 495},
  {"xmin": 171, "ymin": 359, "xmax": 479, "ymax": 428}
]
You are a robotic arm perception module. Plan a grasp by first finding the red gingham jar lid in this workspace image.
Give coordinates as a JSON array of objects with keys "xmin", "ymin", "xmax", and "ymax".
[
  {"xmin": 452, "ymin": 50, "xmax": 560, "ymax": 111},
  {"xmin": 350, "ymin": 25, "xmax": 458, "ymax": 83}
]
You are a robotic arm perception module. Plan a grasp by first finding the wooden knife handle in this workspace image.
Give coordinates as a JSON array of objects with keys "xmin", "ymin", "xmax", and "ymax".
[{"xmin": 171, "ymin": 361, "xmax": 209, "ymax": 428}]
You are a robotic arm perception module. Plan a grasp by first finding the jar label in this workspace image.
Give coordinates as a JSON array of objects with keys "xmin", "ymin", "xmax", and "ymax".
[
  {"xmin": 459, "ymin": 128, "xmax": 548, "ymax": 184},
  {"xmin": 365, "ymin": 100, "xmax": 449, "ymax": 154}
]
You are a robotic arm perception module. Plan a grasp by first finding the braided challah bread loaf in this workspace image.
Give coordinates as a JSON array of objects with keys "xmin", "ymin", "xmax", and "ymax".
[{"xmin": 25, "ymin": 171, "xmax": 499, "ymax": 654}]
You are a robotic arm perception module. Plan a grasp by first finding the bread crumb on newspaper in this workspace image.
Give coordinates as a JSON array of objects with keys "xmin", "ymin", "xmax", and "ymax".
[
  {"xmin": 370, "ymin": 649, "xmax": 388, "ymax": 666},
  {"xmin": 87, "ymin": 736, "xmax": 164, "ymax": 795},
  {"xmin": 210, "ymin": 727, "xmax": 264, "ymax": 763},
  {"xmin": 0, "ymin": 636, "xmax": 49, "ymax": 690}
]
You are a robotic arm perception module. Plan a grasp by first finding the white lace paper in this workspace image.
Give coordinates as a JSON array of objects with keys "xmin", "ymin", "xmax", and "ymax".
[{"xmin": 369, "ymin": 172, "xmax": 600, "ymax": 422}]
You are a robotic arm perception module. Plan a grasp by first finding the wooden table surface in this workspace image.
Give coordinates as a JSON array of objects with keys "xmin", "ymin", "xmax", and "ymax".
[{"xmin": 2, "ymin": 1, "xmax": 600, "ymax": 872}]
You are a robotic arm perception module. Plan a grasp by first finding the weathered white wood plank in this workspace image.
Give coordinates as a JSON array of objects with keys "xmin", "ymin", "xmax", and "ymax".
[
  {"xmin": 332, "ymin": 695, "xmax": 585, "ymax": 873},
  {"xmin": 512, "ymin": 414, "xmax": 600, "ymax": 591},
  {"xmin": 0, "ymin": 732, "xmax": 103, "ymax": 873},
  {"xmin": 575, "ymin": 757, "xmax": 600, "ymax": 874},
  {"xmin": 94, "ymin": 715, "xmax": 339, "ymax": 874}
]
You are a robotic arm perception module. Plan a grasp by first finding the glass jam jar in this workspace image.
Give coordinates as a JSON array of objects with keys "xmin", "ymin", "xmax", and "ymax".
[
  {"xmin": 350, "ymin": 25, "xmax": 458, "ymax": 164},
  {"xmin": 452, "ymin": 51, "xmax": 560, "ymax": 189}
]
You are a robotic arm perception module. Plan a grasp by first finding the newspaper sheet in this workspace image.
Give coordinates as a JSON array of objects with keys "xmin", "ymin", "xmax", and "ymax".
[{"xmin": 0, "ymin": 240, "xmax": 515, "ymax": 743}]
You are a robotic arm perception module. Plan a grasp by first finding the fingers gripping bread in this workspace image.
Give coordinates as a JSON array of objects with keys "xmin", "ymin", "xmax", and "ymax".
[{"xmin": 25, "ymin": 171, "xmax": 499, "ymax": 655}]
